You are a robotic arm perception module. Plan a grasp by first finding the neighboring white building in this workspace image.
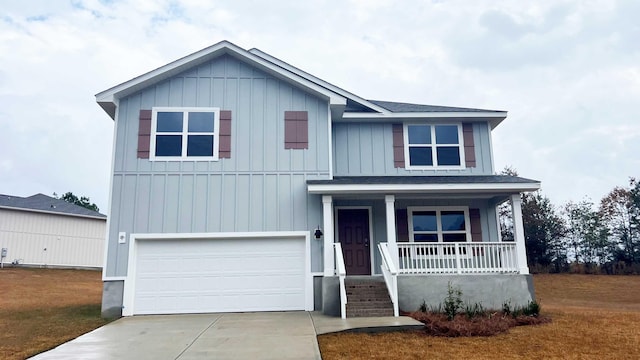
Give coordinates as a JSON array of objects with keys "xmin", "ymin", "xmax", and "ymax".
[{"xmin": 0, "ymin": 193, "xmax": 106, "ymax": 268}]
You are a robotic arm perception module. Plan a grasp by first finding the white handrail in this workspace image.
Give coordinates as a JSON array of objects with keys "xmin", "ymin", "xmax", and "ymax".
[
  {"xmin": 397, "ymin": 242, "xmax": 519, "ymax": 274},
  {"xmin": 378, "ymin": 243, "xmax": 399, "ymax": 317},
  {"xmin": 333, "ymin": 242, "xmax": 347, "ymax": 319}
]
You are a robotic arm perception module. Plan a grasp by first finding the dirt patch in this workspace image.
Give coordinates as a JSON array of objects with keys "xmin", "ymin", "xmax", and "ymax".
[{"xmin": 0, "ymin": 268, "xmax": 108, "ymax": 360}]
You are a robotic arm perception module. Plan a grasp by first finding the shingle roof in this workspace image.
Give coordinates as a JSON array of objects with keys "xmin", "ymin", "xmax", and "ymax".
[
  {"xmin": 307, "ymin": 175, "xmax": 539, "ymax": 185},
  {"xmin": 0, "ymin": 193, "xmax": 106, "ymax": 219},
  {"xmin": 365, "ymin": 100, "xmax": 504, "ymax": 113}
]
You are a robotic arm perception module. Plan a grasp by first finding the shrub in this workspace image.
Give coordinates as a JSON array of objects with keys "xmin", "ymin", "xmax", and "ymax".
[
  {"xmin": 522, "ymin": 300, "xmax": 541, "ymax": 317},
  {"xmin": 407, "ymin": 298, "xmax": 550, "ymax": 337},
  {"xmin": 418, "ymin": 301, "xmax": 427, "ymax": 313},
  {"xmin": 443, "ymin": 282, "xmax": 463, "ymax": 321},
  {"xmin": 464, "ymin": 302, "xmax": 486, "ymax": 319},
  {"xmin": 503, "ymin": 300, "xmax": 541, "ymax": 318},
  {"xmin": 502, "ymin": 300, "xmax": 512, "ymax": 316}
]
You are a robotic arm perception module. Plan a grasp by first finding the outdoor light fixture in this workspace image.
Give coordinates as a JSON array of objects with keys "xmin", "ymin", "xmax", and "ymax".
[{"xmin": 314, "ymin": 226, "xmax": 323, "ymax": 239}]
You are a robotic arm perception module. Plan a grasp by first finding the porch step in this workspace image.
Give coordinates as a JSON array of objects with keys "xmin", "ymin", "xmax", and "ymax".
[{"xmin": 345, "ymin": 278, "xmax": 394, "ymax": 318}]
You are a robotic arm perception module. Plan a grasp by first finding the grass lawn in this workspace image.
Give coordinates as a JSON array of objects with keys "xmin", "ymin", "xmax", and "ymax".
[
  {"xmin": 0, "ymin": 268, "xmax": 108, "ymax": 360},
  {"xmin": 318, "ymin": 274, "xmax": 640, "ymax": 359},
  {"xmin": 3, "ymin": 269, "xmax": 640, "ymax": 359}
]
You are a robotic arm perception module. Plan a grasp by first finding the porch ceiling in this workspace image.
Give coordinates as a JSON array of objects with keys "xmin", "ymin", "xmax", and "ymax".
[{"xmin": 306, "ymin": 175, "xmax": 540, "ymax": 196}]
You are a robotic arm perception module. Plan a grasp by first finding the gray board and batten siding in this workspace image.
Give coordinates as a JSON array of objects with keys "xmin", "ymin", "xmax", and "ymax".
[
  {"xmin": 106, "ymin": 54, "xmax": 330, "ymax": 276},
  {"xmin": 332, "ymin": 122, "xmax": 493, "ymax": 176}
]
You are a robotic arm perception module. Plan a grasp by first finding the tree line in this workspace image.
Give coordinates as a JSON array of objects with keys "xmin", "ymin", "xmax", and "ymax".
[
  {"xmin": 53, "ymin": 192, "xmax": 100, "ymax": 212},
  {"xmin": 501, "ymin": 168, "xmax": 640, "ymax": 274}
]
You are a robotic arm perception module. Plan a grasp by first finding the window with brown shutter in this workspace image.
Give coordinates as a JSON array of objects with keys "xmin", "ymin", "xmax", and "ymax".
[
  {"xmin": 284, "ymin": 111, "xmax": 308, "ymax": 149},
  {"xmin": 137, "ymin": 107, "xmax": 232, "ymax": 161}
]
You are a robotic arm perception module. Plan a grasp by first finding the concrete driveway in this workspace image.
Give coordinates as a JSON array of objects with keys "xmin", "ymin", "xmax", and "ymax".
[{"xmin": 30, "ymin": 312, "xmax": 321, "ymax": 360}]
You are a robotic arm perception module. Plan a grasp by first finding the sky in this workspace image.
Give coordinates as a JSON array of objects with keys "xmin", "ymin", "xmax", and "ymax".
[{"xmin": 1, "ymin": 0, "xmax": 638, "ymax": 214}]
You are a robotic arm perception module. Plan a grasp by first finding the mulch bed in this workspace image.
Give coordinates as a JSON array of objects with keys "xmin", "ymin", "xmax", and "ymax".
[{"xmin": 405, "ymin": 311, "xmax": 551, "ymax": 337}]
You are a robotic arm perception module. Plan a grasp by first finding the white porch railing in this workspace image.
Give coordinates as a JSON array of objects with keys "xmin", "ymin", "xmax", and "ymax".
[
  {"xmin": 333, "ymin": 242, "xmax": 347, "ymax": 319},
  {"xmin": 397, "ymin": 242, "xmax": 519, "ymax": 274},
  {"xmin": 378, "ymin": 243, "xmax": 399, "ymax": 317}
]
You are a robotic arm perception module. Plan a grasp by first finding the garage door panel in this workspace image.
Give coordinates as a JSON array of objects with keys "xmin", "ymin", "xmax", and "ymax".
[
  {"xmin": 132, "ymin": 236, "xmax": 306, "ymax": 315},
  {"xmin": 135, "ymin": 293, "xmax": 305, "ymax": 315},
  {"xmin": 136, "ymin": 273, "xmax": 304, "ymax": 294}
]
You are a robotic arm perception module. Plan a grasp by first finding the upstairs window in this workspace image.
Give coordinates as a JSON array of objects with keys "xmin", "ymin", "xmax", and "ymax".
[
  {"xmin": 408, "ymin": 207, "xmax": 471, "ymax": 243},
  {"xmin": 404, "ymin": 124, "xmax": 464, "ymax": 168},
  {"xmin": 150, "ymin": 107, "xmax": 220, "ymax": 161}
]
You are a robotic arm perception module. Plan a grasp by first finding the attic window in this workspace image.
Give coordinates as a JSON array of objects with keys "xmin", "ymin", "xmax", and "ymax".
[{"xmin": 150, "ymin": 107, "xmax": 220, "ymax": 161}]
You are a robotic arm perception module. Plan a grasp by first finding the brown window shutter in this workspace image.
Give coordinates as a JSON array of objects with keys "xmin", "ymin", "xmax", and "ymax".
[
  {"xmin": 219, "ymin": 110, "xmax": 232, "ymax": 158},
  {"xmin": 138, "ymin": 110, "xmax": 152, "ymax": 159},
  {"xmin": 395, "ymin": 209, "xmax": 409, "ymax": 242},
  {"xmin": 392, "ymin": 124, "xmax": 405, "ymax": 168},
  {"xmin": 462, "ymin": 123, "xmax": 476, "ymax": 168},
  {"xmin": 469, "ymin": 208, "xmax": 482, "ymax": 242},
  {"xmin": 284, "ymin": 111, "xmax": 308, "ymax": 149}
]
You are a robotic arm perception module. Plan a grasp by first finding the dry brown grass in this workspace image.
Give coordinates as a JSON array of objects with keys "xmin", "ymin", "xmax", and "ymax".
[
  {"xmin": 0, "ymin": 268, "xmax": 108, "ymax": 360},
  {"xmin": 318, "ymin": 274, "xmax": 640, "ymax": 360}
]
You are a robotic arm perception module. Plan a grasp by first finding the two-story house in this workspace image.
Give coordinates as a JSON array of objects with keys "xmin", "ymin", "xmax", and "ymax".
[{"xmin": 96, "ymin": 41, "xmax": 539, "ymax": 318}]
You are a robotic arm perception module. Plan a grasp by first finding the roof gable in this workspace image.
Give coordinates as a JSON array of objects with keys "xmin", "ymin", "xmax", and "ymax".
[
  {"xmin": 96, "ymin": 41, "xmax": 346, "ymax": 119},
  {"xmin": 0, "ymin": 193, "xmax": 106, "ymax": 219}
]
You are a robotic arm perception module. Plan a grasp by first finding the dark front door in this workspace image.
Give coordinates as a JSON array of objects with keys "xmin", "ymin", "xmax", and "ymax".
[{"xmin": 337, "ymin": 208, "xmax": 371, "ymax": 275}]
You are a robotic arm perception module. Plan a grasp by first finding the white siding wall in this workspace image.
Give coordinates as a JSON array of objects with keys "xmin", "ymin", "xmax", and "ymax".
[{"xmin": 0, "ymin": 209, "xmax": 106, "ymax": 268}]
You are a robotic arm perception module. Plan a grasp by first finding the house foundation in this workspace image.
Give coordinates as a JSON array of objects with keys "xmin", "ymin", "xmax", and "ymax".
[
  {"xmin": 397, "ymin": 274, "xmax": 536, "ymax": 312},
  {"xmin": 102, "ymin": 280, "xmax": 124, "ymax": 318}
]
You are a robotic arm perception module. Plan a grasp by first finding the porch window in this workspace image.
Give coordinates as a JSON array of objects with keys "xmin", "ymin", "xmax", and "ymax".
[
  {"xmin": 150, "ymin": 107, "xmax": 220, "ymax": 160},
  {"xmin": 408, "ymin": 207, "xmax": 471, "ymax": 242},
  {"xmin": 404, "ymin": 124, "xmax": 464, "ymax": 168}
]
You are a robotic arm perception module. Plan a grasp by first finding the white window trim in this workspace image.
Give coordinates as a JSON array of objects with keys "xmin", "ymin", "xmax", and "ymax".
[
  {"xmin": 149, "ymin": 107, "xmax": 220, "ymax": 161},
  {"xmin": 403, "ymin": 123, "xmax": 466, "ymax": 169},
  {"xmin": 407, "ymin": 206, "xmax": 472, "ymax": 243}
]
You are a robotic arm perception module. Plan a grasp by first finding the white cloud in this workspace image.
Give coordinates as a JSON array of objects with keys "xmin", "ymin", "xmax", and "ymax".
[{"xmin": 0, "ymin": 0, "xmax": 638, "ymax": 212}]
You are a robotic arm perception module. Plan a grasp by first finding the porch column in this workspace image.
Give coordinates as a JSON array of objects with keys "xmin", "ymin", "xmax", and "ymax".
[
  {"xmin": 385, "ymin": 195, "xmax": 398, "ymax": 268},
  {"xmin": 511, "ymin": 194, "xmax": 530, "ymax": 274},
  {"xmin": 322, "ymin": 195, "xmax": 335, "ymax": 276}
]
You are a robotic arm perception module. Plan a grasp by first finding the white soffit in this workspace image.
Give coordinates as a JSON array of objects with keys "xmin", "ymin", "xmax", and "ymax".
[
  {"xmin": 307, "ymin": 182, "xmax": 541, "ymax": 195},
  {"xmin": 340, "ymin": 111, "xmax": 508, "ymax": 129}
]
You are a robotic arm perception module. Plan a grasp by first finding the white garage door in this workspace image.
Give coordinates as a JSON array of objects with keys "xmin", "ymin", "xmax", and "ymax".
[{"xmin": 131, "ymin": 236, "xmax": 306, "ymax": 315}]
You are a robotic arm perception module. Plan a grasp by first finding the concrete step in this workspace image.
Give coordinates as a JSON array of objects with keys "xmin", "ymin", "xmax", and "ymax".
[
  {"xmin": 344, "ymin": 277, "xmax": 394, "ymax": 318},
  {"xmin": 346, "ymin": 307, "xmax": 394, "ymax": 317},
  {"xmin": 347, "ymin": 300, "xmax": 393, "ymax": 308}
]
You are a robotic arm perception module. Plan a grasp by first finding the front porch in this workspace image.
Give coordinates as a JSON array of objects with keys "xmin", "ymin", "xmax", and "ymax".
[
  {"xmin": 321, "ymin": 193, "xmax": 530, "ymax": 277},
  {"xmin": 308, "ymin": 175, "xmax": 540, "ymax": 318}
]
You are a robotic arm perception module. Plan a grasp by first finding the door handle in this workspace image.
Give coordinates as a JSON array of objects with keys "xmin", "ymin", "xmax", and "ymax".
[{"xmin": 364, "ymin": 238, "xmax": 369, "ymax": 247}]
